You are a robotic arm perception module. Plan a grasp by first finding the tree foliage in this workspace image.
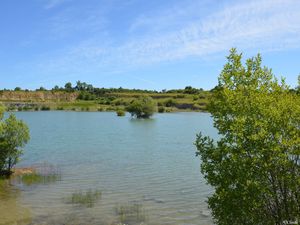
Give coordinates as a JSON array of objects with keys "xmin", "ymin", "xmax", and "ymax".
[
  {"xmin": 126, "ymin": 96, "xmax": 156, "ymax": 118},
  {"xmin": 195, "ymin": 49, "xmax": 300, "ymax": 225},
  {"xmin": 0, "ymin": 106, "xmax": 30, "ymax": 176},
  {"xmin": 64, "ymin": 82, "xmax": 73, "ymax": 92}
]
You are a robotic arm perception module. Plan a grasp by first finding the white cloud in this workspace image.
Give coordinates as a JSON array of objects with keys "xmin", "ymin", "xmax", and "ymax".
[
  {"xmin": 122, "ymin": 0, "xmax": 300, "ymax": 64},
  {"xmin": 44, "ymin": 0, "xmax": 71, "ymax": 9},
  {"xmin": 35, "ymin": 0, "xmax": 300, "ymax": 74}
]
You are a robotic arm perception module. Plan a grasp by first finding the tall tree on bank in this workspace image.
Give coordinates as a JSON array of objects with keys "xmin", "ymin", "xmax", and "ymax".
[
  {"xmin": 195, "ymin": 49, "xmax": 300, "ymax": 225},
  {"xmin": 0, "ymin": 106, "xmax": 30, "ymax": 176}
]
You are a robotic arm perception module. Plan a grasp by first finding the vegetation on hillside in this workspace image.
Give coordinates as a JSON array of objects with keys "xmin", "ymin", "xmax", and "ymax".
[
  {"xmin": 0, "ymin": 83, "xmax": 211, "ymax": 112},
  {"xmin": 195, "ymin": 49, "xmax": 300, "ymax": 225}
]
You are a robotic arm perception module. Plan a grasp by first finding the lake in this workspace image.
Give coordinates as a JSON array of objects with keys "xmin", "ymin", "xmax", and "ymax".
[{"xmin": 0, "ymin": 111, "xmax": 218, "ymax": 225}]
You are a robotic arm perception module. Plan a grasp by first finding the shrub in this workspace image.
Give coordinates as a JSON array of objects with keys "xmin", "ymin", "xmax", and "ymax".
[
  {"xmin": 126, "ymin": 96, "xmax": 156, "ymax": 118},
  {"xmin": 116, "ymin": 109, "xmax": 125, "ymax": 116},
  {"xmin": 77, "ymin": 92, "xmax": 96, "ymax": 101},
  {"xmin": 23, "ymin": 106, "xmax": 31, "ymax": 111},
  {"xmin": 41, "ymin": 106, "xmax": 50, "ymax": 111},
  {"xmin": 8, "ymin": 106, "xmax": 16, "ymax": 111},
  {"xmin": 157, "ymin": 102, "xmax": 163, "ymax": 106},
  {"xmin": 176, "ymin": 94, "xmax": 185, "ymax": 98},
  {"xmin": 158, "ymin": 106, "xmax": 165, "ymax": 113},
  {"xmin": 106, "ymin": 106, "xmax": 115, "ymax": 111},
  {"xmin": 164, "ymin": 98, "xmax": 177, "ymax": 107}
]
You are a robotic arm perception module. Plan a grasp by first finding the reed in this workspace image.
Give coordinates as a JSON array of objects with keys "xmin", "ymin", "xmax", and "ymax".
[
  {"xmin": 66, "ymin": 189, "xmax": 102, "ymax": 208},
  {"xmin": 115, "ymin": 203, "xmax": 146, "ymax": 224}
]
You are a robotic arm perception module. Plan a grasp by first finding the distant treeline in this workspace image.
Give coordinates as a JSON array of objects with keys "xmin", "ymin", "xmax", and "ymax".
[
  {"xmin": 5, "ymin": 79, "xmax": 299, "ymax": 94},
  {"xmin": 7, "ymin": 81, "xmax": 207, "ymax": 94},
  {"xmin": 2, "ymin": 81, "xmax": 213, "ymax": 102}
]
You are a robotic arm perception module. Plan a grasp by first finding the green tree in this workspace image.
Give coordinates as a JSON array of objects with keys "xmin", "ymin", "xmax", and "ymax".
[
  {"xmin": 126, "ymin": 96, "xmax": 156, "ymax": 118},
  {"xmin": 0, "ymin": 113, "xmax": 30, "ymax": 175},
  {"xmin": 195, "ymin": 49, "xmax": 300, "ymax": 225},
  {"xmin": 36, "ymin": 86, "xmax": 46, "ymax": 91},
  {"xmin": 52, "ymin": 85, "xmax": 60, "ymax": 91},
  {"xmin": 64, "ymin": 82, "xmax": 73, "ymax": 92}
]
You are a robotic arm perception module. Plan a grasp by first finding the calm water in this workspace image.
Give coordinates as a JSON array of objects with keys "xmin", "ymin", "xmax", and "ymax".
[{"xmin": 0, "ymin": 111, "xmax": 218, "ymax": 225}]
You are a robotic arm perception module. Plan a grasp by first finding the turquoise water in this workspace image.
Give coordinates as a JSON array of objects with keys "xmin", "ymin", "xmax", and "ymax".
[{"xmin": 2, "ymin": 111, "xmax": 218, "ymax": 225}]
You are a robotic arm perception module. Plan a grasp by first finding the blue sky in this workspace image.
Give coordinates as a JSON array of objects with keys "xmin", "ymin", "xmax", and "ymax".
[{"xmin": 1, "ymin": 0, "xmax": 300, "ymax": 91}]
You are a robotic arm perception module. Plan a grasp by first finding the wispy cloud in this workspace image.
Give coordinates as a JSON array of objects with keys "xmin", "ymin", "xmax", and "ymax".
[
  {"xmin": 46, "ymin": 7, "xmax": 109, "ymax": 39},
  {"xmin": 123, "ymin": 0, "xmax": 300, "ymax": 63},
  {"xmin": 31, "ymin": 0, "xmax": 300, "ymax": 77},
  {"xmin": 44, "ymin": 0, "xmax": 71, "ymax": 9}
]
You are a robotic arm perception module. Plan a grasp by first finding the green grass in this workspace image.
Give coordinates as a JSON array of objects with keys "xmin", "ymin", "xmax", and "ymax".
[{"xmin": 65, "ymin": 189, "xmax": 102, "ymax": 208}]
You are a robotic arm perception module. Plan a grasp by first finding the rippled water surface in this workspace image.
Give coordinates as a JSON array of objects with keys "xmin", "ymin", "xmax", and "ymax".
[{"xmin": 1, "ymin": 111, "xmax": 218, "ymax": 225}]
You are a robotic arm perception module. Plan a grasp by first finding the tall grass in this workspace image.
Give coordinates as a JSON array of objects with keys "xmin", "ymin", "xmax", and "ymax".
[
  {"xmin": 13, "ymin": 163, "xmax": 61, "ymax": 186},
  {"xmin": 20, "ymin": 173, "xmax": 60, "ymax": 186},
  {"xmin": 65, "ymin": 189, "xmax": 102, "ymax": 208},
  {"xmin": 115, "ymin": 203, "xmax": 146, "ymax": 224}
]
